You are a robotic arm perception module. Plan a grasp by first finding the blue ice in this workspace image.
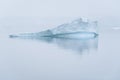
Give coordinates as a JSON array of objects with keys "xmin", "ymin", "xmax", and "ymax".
[{"xmin": 9, "ymin": 18, "xmax": 98, "ymax": 39}]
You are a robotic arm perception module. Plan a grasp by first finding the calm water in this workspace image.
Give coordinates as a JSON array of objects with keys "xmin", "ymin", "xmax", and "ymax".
[{"xmin": 0, "ymin": 17, "xmax": 120, "ymax": 80}]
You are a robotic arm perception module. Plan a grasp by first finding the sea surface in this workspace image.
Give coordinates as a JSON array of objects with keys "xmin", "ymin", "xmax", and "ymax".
[{"xmin": 0, "ymin": 17, "xmax": 120, "ymax": 80}]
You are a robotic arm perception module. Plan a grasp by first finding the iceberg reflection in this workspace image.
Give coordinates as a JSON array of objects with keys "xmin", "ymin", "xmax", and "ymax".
[
  {"xmin": 52, "ymin": 37, "xmax": 98, "ymax": 54},
  {"xmin": 10, "ymin": 36, "xmax": 98, "ymax": 54}
]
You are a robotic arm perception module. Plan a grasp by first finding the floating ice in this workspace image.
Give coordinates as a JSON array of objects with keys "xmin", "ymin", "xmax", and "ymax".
[
  {"xmin": 112, "ymin": 27, "xmax": 120, "ymax": 30},
  {"xmin": 9, "ymin": 18, "xmax": 98, "ymax": 39}
]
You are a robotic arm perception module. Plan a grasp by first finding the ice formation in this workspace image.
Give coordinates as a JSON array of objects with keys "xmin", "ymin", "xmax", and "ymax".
[{"xmin": 9, "ymin": 18, "xmax": 98, "ymax": 39}]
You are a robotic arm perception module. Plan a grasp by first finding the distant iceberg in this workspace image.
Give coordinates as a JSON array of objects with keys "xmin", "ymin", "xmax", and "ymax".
[{"xmin": 9, "ymin": 18, "xmax": 98, "ymax": 39}]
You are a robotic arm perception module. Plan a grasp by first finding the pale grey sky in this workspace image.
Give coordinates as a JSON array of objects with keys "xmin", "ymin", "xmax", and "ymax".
[{"xmin": 0, "ymin": 0, "xmax": 120, "ymax": 17}]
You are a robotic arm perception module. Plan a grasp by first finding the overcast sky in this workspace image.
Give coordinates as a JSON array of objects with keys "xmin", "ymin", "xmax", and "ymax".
[{"xmin": 0, "ymin": 0, "xmax": 120, "ymax": 18}]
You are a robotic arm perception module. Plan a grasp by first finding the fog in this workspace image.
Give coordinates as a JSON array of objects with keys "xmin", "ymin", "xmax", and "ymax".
[
  {"xmin": 0, "ymin": 0, "xmax": 120, "ymax": 80},
  {"xmin": 0, "ymin": 0, "xmax": 120, "ymax": 17}
]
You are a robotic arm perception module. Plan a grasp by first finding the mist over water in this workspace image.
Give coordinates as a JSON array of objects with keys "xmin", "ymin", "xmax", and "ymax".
[
  {"xmin": 0, "ymin": 0, "xmax": 120, "ymax": 79},
  {"xmin": 0, "ymin": 17, "xmax": 120, "ymax": 80}
]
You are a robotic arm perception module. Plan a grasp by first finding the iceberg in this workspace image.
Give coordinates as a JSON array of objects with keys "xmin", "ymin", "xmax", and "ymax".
[{"xmin": 9, "ymin": 18, "xmax": 98, "ymax": 39}]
